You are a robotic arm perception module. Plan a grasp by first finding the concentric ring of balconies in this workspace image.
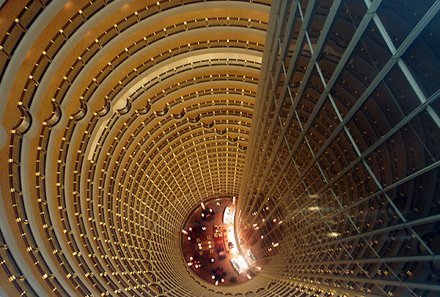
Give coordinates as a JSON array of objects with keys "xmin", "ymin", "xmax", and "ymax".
[{"xmin": 0, "ymin": 0, "xmax": 276, "ymax": 296}]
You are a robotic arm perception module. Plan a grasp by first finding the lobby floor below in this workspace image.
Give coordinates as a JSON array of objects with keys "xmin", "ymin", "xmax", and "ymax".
[{"xmin": 181, "ymin": 198, "xmax": 253, "ymax": 286}]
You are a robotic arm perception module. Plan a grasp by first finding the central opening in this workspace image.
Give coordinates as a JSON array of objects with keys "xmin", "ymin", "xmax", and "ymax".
[{"xmin": 181, "ymin": 197, "xmax": 258, "ymax": 286}]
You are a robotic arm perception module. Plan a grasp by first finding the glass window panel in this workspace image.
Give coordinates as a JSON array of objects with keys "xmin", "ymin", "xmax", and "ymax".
[
  {"xmin": 401, "ymin": 12, "xmax": 440, "ymax": 98},
  {"xmin": 377, "ymin": 0, "xmax": 435, "ymax": 48}
]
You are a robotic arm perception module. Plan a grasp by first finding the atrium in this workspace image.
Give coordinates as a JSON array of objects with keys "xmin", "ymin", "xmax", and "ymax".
[{"xmin": 0, "ymin": 0, "xmax": 439, "ymax": 296}]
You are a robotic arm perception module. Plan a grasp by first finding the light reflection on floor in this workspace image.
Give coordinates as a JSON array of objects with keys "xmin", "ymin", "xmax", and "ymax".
[{"xmin": 181, "ymin": 197, "xmax": 256, "ymax": 286}]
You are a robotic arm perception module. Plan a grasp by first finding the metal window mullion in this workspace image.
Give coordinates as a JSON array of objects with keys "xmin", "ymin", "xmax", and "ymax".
[
  {"xmin": 241, "ymin": 94, "xmax": 277, "ymax": 216},
  {"xmin": 329, "ymin": 89, "xmax": 435, "ymax": 255},
  {"xmin": 398, "ymin": 60, "xmax": 440, "ymax": 128},
  {"xmin": 308, "ymin": 206, "xmax": 390, "ymax": 296},
  {"xmin": 288, "ymin": 0, "xmax": 382, "ymax": 146},
  {"xmin": 292, "ymin": 137, "xmax": 364, "ymax": 241},
  {"xmin": 299, "ymin": 272, "xmax": 440, "ymax": 292},
  {"xmin": 270, "ymin": 277, "xmax": 385, "ymax": 297},
  {"xmin": 368, "ymin": 0, "xmax": 440, "ymax": 128},
  {"xmin": 240, "ymin": 0, "xmax": 287, "ymax": 204},
  {"xmin": 246, "ymin": 0, "xmax": 294, "ymax": 167},
  {"xmin": 250, "ymin": 0, "xmax": 318, "ymax": 189},
  {"xmin": 275, "ymin": 8, "xmax": 434, "ymax": 208},
  {"xmin": 257, "ymin": 0, "xmax": 381, "ymax": 211},
  {"xmin": 259, "ymin": 0, "xmax": 343, "ymax": 190},
  {"xmin": 248, "ymin": 107, "xmax": 305, "ymax": 227},
  {"xmin": 249, "ymin": 0, "xmax": 316, "ymax": 202},
  {"xmin": 254, "ymin": 70, "xmax": 292, "ymax": 190},
  {"xmin": 295, "ymin": 210, "xmax": 440, "ymax": 253},
  {"xmin": 251, "ymin": 76, "xmax": 280, "ymax": 174},
  {"xmin": 330, "ymin": 105, "xmax": 413, "ymax": 234},
  {"xmin": 285, "ymin": 89, "xmax": 440, "ymax": 221},
  {"xmin": 290, "ymin": 254, "xmax": 439, "ymax": 267}
]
